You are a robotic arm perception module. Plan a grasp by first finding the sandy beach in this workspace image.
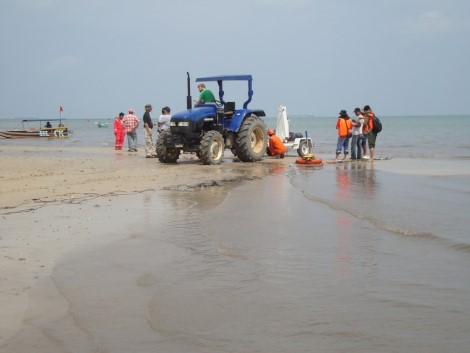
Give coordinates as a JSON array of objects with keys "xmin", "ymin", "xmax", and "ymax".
[
  {"xmin": 0, "ymin": 144, "xmax": 291, "ymax": 347},
  {"xmin": 0, "ymin": 145, "xmax": 264, "ymax": 210},
  {"xmin": 2, "ymin": 143, "xmax": 470, "ymax": 353}
]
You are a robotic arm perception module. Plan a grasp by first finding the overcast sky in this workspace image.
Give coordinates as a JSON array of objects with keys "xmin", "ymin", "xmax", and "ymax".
[{"xmin": 1, "ymin": 0, "xmax": 469, "ymax": 119}]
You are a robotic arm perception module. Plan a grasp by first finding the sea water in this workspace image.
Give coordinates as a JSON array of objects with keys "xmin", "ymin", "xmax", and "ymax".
[
  {"xmin": 2, "ymin": 114, "xmax": 470, "ymax": 159},
  {"xmin": 263, "ymin": 114, "xmax": 470, "ymax": 160},
  {"xmin": 2, "ymin": 114, "xmax": 470, "ymax": 352}
]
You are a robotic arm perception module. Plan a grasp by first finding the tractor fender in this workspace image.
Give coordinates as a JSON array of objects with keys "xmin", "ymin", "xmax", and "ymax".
[{"xmin": 225, "ymin": 109, "xmax": 266, "ymax": 132}]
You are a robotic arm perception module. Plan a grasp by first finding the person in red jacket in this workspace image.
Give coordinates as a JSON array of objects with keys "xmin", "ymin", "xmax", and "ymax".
[
  {"xmin": 266, "ymin": 128, "xmax": 287, "ymax": 158},
  {"xmin": 113, "ymin": 112, "xmax": 125, "ymax": 150}
]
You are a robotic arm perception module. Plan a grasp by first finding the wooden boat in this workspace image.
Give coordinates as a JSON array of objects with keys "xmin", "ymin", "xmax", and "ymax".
[{"xmin": 0, "ymin": 118, "xmax": 68, "ymax": 139}]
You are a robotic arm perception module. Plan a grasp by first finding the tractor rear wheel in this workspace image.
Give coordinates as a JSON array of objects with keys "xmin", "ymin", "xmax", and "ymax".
[
  {"xmin": 156, "ymin": 130, "xmax": 180, "ymax": 163},
  {"xmin": 200, "ymin": 130, "xmax": 224, "ymax": 165},
  {"xmin": 236, "ymin": 115, "xmax": 267, "ymax": 162}
]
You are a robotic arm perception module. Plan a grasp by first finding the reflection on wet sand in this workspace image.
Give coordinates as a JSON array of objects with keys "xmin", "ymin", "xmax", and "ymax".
[{"xmin": 3, "ymin": 158, "xmax": 469, "ymax": 353}]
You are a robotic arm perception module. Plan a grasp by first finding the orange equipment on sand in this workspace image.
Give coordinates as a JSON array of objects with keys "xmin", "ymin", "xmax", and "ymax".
[{"xmin": 295, "ymin": 153, "xmax": 323, "ymax": 165}]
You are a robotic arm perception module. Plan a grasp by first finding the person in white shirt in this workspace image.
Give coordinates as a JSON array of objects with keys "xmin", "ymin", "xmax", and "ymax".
[
  {"xmin": 157, "ymin": 106, "xmax": 172, "ymax": 133},
  {"xmin": 351, "ymin": 107, "xmax": 365, "ymax": 160}
]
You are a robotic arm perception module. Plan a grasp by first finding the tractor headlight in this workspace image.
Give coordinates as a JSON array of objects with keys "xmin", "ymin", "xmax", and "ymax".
[
  {"xmin": 170, "ymin": 121, "xmax": 176, "ymax": 126},
  {"xmin": 178, "ymin": 122, "xmax": 189, "ymax": 127}
]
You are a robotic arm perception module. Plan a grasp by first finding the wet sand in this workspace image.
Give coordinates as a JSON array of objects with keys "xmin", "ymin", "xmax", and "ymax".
[
  {"xmin": 2, "ymin": 145, "xmax": 469, "ymax": 352},
  {"xmin": 0, "ymin": 144, "xmax": 291, "ymax": 347}
]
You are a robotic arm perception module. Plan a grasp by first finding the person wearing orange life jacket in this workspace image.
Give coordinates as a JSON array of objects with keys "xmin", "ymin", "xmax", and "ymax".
[
  {"xmin": 335, "ymin": 110, "xmax": 353, "ymax": 162},
  {"xmin": 266, "ymin": 128, "xmax": 287, "ymax": 158},
  {"xmin": 362, "ymin": 105, "xmax": 377, "ymax": 160}
]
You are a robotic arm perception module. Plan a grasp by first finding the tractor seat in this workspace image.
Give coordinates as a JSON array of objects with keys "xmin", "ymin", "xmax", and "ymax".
[{"xmin": 224, "ymin": 101, "xmax": 235, "ymax": 117}]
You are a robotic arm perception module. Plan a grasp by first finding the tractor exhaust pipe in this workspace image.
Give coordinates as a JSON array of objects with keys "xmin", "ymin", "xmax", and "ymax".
[{"xmin": 186, "ymin": 72, "xmax": 192, "ymax": 109}]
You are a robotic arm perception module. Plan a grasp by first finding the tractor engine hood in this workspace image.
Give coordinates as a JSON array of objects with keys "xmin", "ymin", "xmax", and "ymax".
[
  {"xmin": 171, "ymin": 106, "xmax": 216, "ymax": 122},
  {"xmin": 170, "ymin": 106, "xmax": 217, "ymax": 134}
]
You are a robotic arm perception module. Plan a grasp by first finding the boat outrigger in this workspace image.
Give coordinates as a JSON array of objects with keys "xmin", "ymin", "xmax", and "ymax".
[{"xmin": 0, "ymin": 118, "xmax": 69, "ymax": 138}]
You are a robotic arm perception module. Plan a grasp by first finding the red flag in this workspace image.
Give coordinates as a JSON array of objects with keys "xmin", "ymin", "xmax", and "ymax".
[{"xmin": 59, "ymin": 105, "xmax": 63, "ymax": 113}]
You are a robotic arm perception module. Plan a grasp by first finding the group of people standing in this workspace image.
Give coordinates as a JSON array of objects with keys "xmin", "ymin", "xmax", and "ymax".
[
  {"xmin": 112, "ymin": 83, "xmax": 216, "ymax": 155},
  {"xmin": 113, "ymin": 85, "xmax": 378, "ymax": 163},
  {"xmin": 335, "ymin": 105, "xmax": 378, "ymax": 162},
  {"xmin": 113, "ymin": 105, "xmax": 172, "ymax": 157}
]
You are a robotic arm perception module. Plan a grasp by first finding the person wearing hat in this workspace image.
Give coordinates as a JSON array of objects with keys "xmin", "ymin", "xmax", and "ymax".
[
  {"xmin": 122, "ymin": 108, "xmax": 140, "ymax": 152},
  {"xmin": 143, "ymin": 104, "xmax": 156, "ymax": 158},
  {"xmin": 351, "ymin": 108, "xmax": 365, "ymax": 159},
  {"xmin": 335, "ymin": 110, "xmax": 352, "ymax": 162},
  {"xmin": 266, "ymin": 128, "xmax": 287, "ymax": 158}
]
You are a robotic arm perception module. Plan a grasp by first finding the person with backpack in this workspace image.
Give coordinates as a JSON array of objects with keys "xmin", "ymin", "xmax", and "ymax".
[{"xmin": 363, "ymin": 105, "xmax": 381, "ymax": 161}]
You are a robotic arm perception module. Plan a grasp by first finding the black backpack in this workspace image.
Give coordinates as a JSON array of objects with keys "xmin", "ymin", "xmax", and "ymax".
[{"xmin": 372, "ymin": 115, "xmax": 382, "ymax": 134}]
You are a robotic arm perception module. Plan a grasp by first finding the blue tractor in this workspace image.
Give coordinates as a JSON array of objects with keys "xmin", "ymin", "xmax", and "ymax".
[{"xmin": 156, "ymin": 73, "xmax": 268, "ymax": 165}]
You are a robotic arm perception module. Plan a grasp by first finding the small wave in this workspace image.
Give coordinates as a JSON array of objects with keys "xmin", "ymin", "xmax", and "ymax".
[
  {"xmin": 452, "ymin": 242, "xmax": 470, "ymax": 253},
  {"xmin": 300, "ymin": 190, "xmax": 470, "ymax": 254},
  {"xmin": 217, "ymin": 243, "xmax": 249, "ymax": 260},
  {"xmin": 377, "ymin": 226, "xmax": 441, "ymax": 241}
]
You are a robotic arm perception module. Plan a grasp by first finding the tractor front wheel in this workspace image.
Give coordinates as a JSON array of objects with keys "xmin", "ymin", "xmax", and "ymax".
[
  {"xmin": 200, "ymin": 130, "xmax": 225, "ymax": 165},
  {"xmin": 156, "ymin": 130, "xmax": 180, "ymax": 163}
]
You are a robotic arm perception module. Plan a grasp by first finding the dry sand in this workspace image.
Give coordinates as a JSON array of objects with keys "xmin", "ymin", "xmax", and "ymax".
[
  {"xmin": 0, "ymin": 144, "xmax": 292, "ymax": 345},
  {"xmin": 0, "ymin": 145, "xmax": 263, "ymax": 210}
]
